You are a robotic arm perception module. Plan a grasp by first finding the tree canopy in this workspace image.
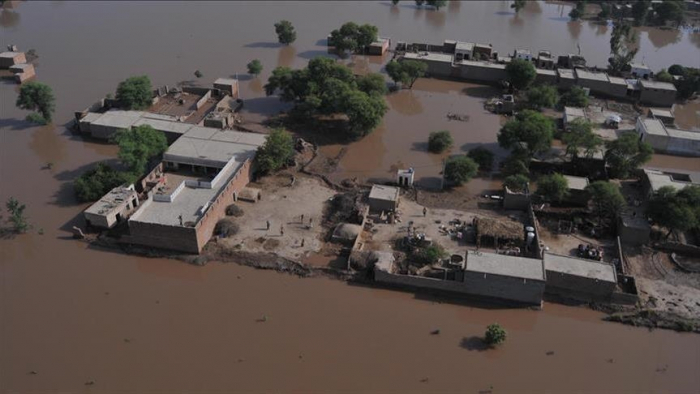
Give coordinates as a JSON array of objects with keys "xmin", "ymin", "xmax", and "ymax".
[
  {"xmin": 484, "ymin": 323, "xmax": 507, "ymax": 346},
  {"xmin": 669, "ymin": 66, "xmax": 700, "ymax": 100},
  {"xmin": 428, "ymin": 130, "xmax": 453, "ymax": 153},
  {"xmin": 444, "ymin": 155, "xmax": 478, "ymax": 185},
  {"xmin": 525, "ymin": 84, "xmax": 559, "ymax": 110},
  {"xmin": 247, "ymin": 59, "xmax": 263, "ymax": 76},
  {"xmin": 505, "ymin": 59, "xmax": 536, "ymax": 91},
  {"xmin": 497, "ymin": 110, "xmax": 554, "ymax": 156},
  {"xmin": 608, "ymin": 21, "xmax": 638, "ymax": 76},
  {"xmin": 631, "ymin": 0, "xmax": 651, "ymax": 25},
  {"xmin": 647, "ymin": 185, "xmax": 700, "ymax": 238},
  {"xmin": 116, "ymin": 75, "xmax": 153, "ymax": 110},
  {"xmin": 655, "ymin": 69, "xmax": 674, "ymax": 83},
  {"xmin": 385, "ymin": 60, "xmax": 428, "ymax": 89},
  {"xmin": 274, "ymin": 20, "xmax": 296, "ymax": 45},
  {"xmin": 655, "ymin": 0, "xmax": 685, "ymax": 25},
  {"xmin": 503, "ymin": 174, "xmax": 529, "ymax": 193},
  {"xmin": 74, "ymin": 162, "xmax": 135, "ymax": 203},
  {"xmin": 568, "ymin": 0, "xmax": 585, "ymax": 20},
  {"xmin": 255, "ymin": 128, "xmax": 296, "ymax": 175},
  {"xmin": 467, "ymin": 146, "xmax": 495, "ymax": 172},
  {"xmin": 16, "ymin": 81, "xmax": 55, "ymax": 123},
  {"xmin": 511, "ymin": 0, "xmax": 526, "ymax": 13},
  {"xmin": 329, "ymin": 22, "xmax": 378, "ymax": 55},
  {"xmin": 537, "ymin": 173, "xmax": 569, "ymax": 203},
  {"xmin": 604, "ymin": 132, "xmax": 653, "ymax": 179},
  {"xmin": 585, "ymin": 181, "xmax": 626, "ymax": 225},
  {"xmin": 427, "ymin": 0, "xmax": 447, "ymax": 10},
  {"xmin": 560, "ymin": 86, "xmax": 589, "ymax": 108},
  {"xmin": 501, "ymin": 148, "xmax": 531, "ymax": 178},
  {"xmin": 264, "ymin": 57, "xmax": 388, "ymax": 137},
  {"xmin": 561, "ymin": 118, "xmax": 603, "ymax": 159},
  {"xmin": 112, "ymin": 124, "xmax": 167, "ymax": 175}
]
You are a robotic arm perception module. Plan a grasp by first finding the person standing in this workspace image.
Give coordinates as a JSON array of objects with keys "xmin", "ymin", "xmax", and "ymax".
[
  {"xmin": 266, "ymin": 220, "xmax": 270, "ymax": 231},
  {"xmin": 280, "ymin": 224, "xmax": 285, "ymax": 236},
  {"xmin": 423, "ymin": 207, "xmax": 427, "ymax": 217}
]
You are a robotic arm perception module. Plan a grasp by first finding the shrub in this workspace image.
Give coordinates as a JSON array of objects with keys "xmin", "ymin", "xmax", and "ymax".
[
  {"xmin": 412, "ymin": 244, "xmax": 447, "ymax": 265},
  {"xmin": 428, "ymin": 130, "xmax": 453, "ymax": 153},
  {"xmin": 25, "ymin": 112, "xmax": 47, "ymax": 125},
  {"xmin": 215, "ymin": 218, "xmax": 240, "ymax": 237},
  {"xmin": 74, "ymin": 162, "xmax": 135, "ymax": 203},
  {"xmin": 225, "ymin": 204, "xmax": 244, "ymax": 217},
  {"xmin": 560, "ymin": 86, "xmax": 589, "ymax": 108},
  {"xmin": 484, "ymin": 323, "xmax": 507, "ymax": 346},
  {"xmin": 503, "ymin": 174, "xmax": 529, "ymax": 193},
  {"xmin": 116, "ymin": 75, "xmax": 153, "ymax": 110},
  {"xmin": 467, "ymin": 147, "xmax": 495, "ymax": 172},
  {"xmin": 537, "ymin": 173, "xmax": 569, "ymax": 202},
  {"xmin": 255, "ymin": 128, "xmax": 296, "ymax": 174}
]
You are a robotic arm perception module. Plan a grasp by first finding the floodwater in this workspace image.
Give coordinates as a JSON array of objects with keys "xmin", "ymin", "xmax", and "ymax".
[{"xmin": 1, "ymin": 1, "xmax": 700, "ymax": 392}]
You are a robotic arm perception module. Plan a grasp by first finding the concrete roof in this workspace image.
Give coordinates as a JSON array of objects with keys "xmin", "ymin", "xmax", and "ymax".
[
  {"xmin": 403, "ymin": 52, "xmax": 453, "ymax": 63},
  {"xmin": 455, "ymin": 41, "xmax": 474, "ymax": 51},
  {"xmin": 644, "ymin": 169, "xmax": 700, "ymax": 192},
  {"xmin": 640, "ymin": 79, "xmax": 677, "ymax": 91},
  {"xmin": 649, "ymin": 108, "xmax": 674, "ymax": 118},
  {"xmin": 164, "ymin": 135, "xmax": 259, "ymax": 168},
  {"xmin": 80, "ymin": 112, "xmax": 102, "ymax": 123},
  {"xmin": 214, "ymin": 78, "xmax": 238, "ymax": 86},
  {"xmin": 575, "ymin": 69, "xmax": 609, "ymax": 82},
  {"xmin": 641, "ymin": 118, "xmax": 668, "ymax": 136},
  {"xmin": 0, "ymin": 51, "xmax": 22, "ymax": 58},
  {"xmin": 85, "ymin": 186, "xmax": 136, "ymax": 216},
  {"xmin": 543, "ymin": 253, "xmax": 616, "ymax": 283},
  {"xmin": 460, "ymin": 59, "xmax": 506, "ymax": 70},
  {"xmin": 515, "ymin": 49, "xmax": 531, "ymax": 56},
  {"xmin": 536, "ymin": 69, "xmax": 557, "ymax": 76},
  {"xmin": 563, "ymin": 175, "xmax": 589, "ymax": 191},
  {"xmin": 666, "ymin": 128, "xmax": 700, "ymax": 141},
  {"xmin": 91, "ymin": 110, "xmax": 144, "ymax": 130},
  {"xmin": 10, "ymin": 63, "xmax": 32, "ymax": 71},
  {"xmin": 608, "ymin": 76, "xmax": 627, "ymax": 86},
  {"xmin": 565, "ymin": 106, "xmax": 586, "ymax": 118},
  {"xmin": 133, "ymin": 118, "xmax": 193, "ymax": 135},
  {"xmin": 630, "ymin": 63, "xmax": 650, "ymax": 70},
  {"xmin": 557, "ymin": 68, "xmax": 576, "ymax": 79},
  {"xmin": 466, "ymin": 251, "xmax": 545, "ymax": 281},
  {"xmin": 369, "ymin": 185, "xmax": 399, "ymax": 202}
]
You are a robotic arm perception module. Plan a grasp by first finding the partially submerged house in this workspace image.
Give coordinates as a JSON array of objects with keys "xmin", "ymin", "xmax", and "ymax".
[
  {"xmin": 0, "ymin": 50, "xmax": 26, "ymax": 68},
  {"xmin": 638, "ymin": 80, "xmax": 677, "ymax": 107},
  {"xmin": 648, "ymin": 107, "xmax": 675, "ymax": 127},
  {"xmin": 368, "ymin": 37, "xmax": 391, "ymax": 56},
  {"xmin": 642, "ymin": 168, "xmax": 700, "ymax": 198}
]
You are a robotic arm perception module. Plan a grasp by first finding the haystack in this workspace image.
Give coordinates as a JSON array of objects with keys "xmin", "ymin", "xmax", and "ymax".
[{"xmin": 474, "ymin": 217, "xmax": 523, "ymax": 247}]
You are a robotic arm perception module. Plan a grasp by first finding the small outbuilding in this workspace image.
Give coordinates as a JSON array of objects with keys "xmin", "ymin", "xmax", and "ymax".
[
  {"xmin": 562, "ymin": 175, "xmax": 590, "ymax": 206},
  {"xmin": 213, "ymin": 78, "xmax": 239, "ymax": 98},
  {"xmin": 84, "ymin": 185, "xmax": 139, "ymax": 229},
  {"xmin": 543, "ymin": 253, "xmax": 617, "ymax": 301},
  {"xmin": 0, "ymin": 51, "xmax": 26, "ymax": 69},
  {"xmin": 368, "ymin": 185, "xmax": 400, "ymax": 213}
]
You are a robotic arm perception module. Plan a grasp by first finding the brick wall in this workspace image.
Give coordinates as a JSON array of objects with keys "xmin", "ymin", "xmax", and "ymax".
[
  {"xmin": 463, "ymin": 271, "xmax": 545, "ymax": 305},
  {"xmin": 126, "ymin": 220, "xmax": 199, "ymax": 253}
]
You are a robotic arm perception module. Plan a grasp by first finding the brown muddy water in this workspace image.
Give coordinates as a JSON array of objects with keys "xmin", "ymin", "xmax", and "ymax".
[{"xmin": 1, "ymin": 1, "xmax": 700, "ymax": 392}]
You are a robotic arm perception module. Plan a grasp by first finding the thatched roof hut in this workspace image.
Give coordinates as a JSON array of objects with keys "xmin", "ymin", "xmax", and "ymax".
[{"xmin": 474, "ymin": 217, "xmax": 524, "ymax": 247}]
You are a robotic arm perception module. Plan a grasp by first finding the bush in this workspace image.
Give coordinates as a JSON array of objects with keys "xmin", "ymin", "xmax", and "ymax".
[
  {"xmin": 255, "ymin": 128, "xmax": 296, "ymax": 174},
  {"xmin": 443, "ymin": 156, "xmax": 479, "ymax": 185},
  {"xmin": 505, "ymin": 59, "xmax": 536, "ymax": 90},
  {"xmin": 560, "ymin": 86, "xmax": 589, "ymax": 108},
  {"xmin": 247, "ymin": 59, "xmax": 263, "ymax": 76},
  {"xmin": 503, "ymin": 174, "xmax": 529, "ymax": 193},
  {"xmin": 467, "ymin": 147, "xmax": 495, "ymax": 172},
  {"xmin": 25, "ymin": 112, "xmax": 47, "ymax": 125},
  {"xmin": 412, "ymin": 244, "xmax": 447, "ymax": 265},
  {"xmin": 655, "ymin": 69, "xmax": 673, "ymax": 83},
  {"xmin": 225, "ymin": 204, "xmax": 244, "ymax": 217},
  {"xmin": 537, "ymin": 173, "xmax": 569, "ymax": 202},
  {"xmin": 16, "ymin": 81, "xmax": 56, "ymax": 122},
  {"xmin": 428, "ymin": 130, "xmax": 453, "ymax": 153},
  {"xmin": 215, "ymin": 218, "xmax": 240, "ymax": 238},
  {"xmin": 668, "ymin": 64, "xmax": 686, "ymax": 76},
  {"xmin": 194, "ymin": 70, "xmax": 203, "ymax": 78},
  {"xmin": 525, "ymin": 85, "xmax": 559, "ymax": 110},
  {"xmin": 484, "ymin": 323, "xmax": 507, "ymax": 346}
]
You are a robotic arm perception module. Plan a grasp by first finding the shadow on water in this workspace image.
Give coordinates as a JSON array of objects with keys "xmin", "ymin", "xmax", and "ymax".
[
  {"xmin": 314, "ymin": 38, "xmax": 327, "ymax": 46},
  {"xmin": 411, "ymin": 141, "xmax": 429, "ymax": 152},
  {"xmin": 460, "ymin": 336, "xmax": 490, "ymax": 352},
  {"xmin": 244, "ymin": 41, "xmax": 282, "ymax": 49},
  {"xmin": 0, "ymin": 9, "xmax": 20, "ymax": 28},
  {"xmin": 297, "ymin": 50, "xmax": 334, "ymax": 60},
  {"xmin": 462, "ymin": 85, "xmax": 499, "ymax": 99},
  {"xmin": 277, "ymin": 45, "xmax": 297, "ymax": 68},
  {"xmin": 459, "ymin": 142, "xmax": 501, "ymax": 154},
  {"xmin": 0, "ymin": 117, "xmax": 34, "ymax": 131},
  {"xmin": 495, "ymin": 11, "xmax": 515, "ymax": 16}
]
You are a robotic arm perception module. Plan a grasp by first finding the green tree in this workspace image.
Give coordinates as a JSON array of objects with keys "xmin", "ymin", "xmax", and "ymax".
[
  {"xmin": 415, "ymin": 0, "xmax": 426, "ymax": 6},
  {"xmin": 329, "ymin": 22, "xmax": 378, "ymax": 55},
  {"xmin": 511, "ymin": 0, "xmax": 526, "ymax": 13},
  {"xmin": 413, "ymin": 244, "xmax": 448, "ymax": 265},
  {"xmin": 401, "ymin": 60, "xmax": 428, "ymax": 89},
  {"xmin": 655, "ymin": 69, "xmax": 674, "ymax": 83},
  {"xmin": 428, "ymin": 130, "xmax": 453, "ymax": 153},
  {"xmin": 604, "ymin": 132, "xmax": 653, "ymax": 178},
  {"xmin": 668, "ymin": 64, "xmax": 686, "ymax": 76},
  {"xmin": 484, "ymin": 323, "xmax": 507, "ymax": 346},
  {"xmin": 16, "ymin": 81, "xmax": 56, "ymax": 123},
  {"xmin": 655, "ymin": 0, "xmax": 685, "ymax": 25},
  {"xmin": 560, "ymin": 86, "xmax": 589, "ymax": 108},
  {"xmin": 631, "ymin": 0, "xmax": 651, "ymax": 25},
  {"xmin": 673, "ymin": 67, "xmax": 700, "ymax": 100},
  {"xmin": 443, "ymin": 155, "xmax": 478, "ymax": 185},
  {"xmin": 503, "ymin": 174, "xmax": 529, "ymax": 193},
  {"xmin": 74, "ymin": 162, "xmax": 135, "ymax": 202},
  {"xmin": 255, "ymin": 128, "xmax": 295, "ymax": 174},
  {"xmin": 392, "ymin": 0, "xmax": 400, "ymax": 5},
  {"xmin": 194, "ymin": 70, "xmax": 203, "ymax": 78},
  {"xmin": 385, "ymin": 60, "xmax": 410, "ymax": 88},
  {"xmin": 426, "ymin": 0, "xmax": 447, "ymax": 10},
  {"xmin": 5, "ymin": 197, "xmax": 29, "ymax": 234},
  {"xmin": 585, "ymin": 181, "xmax": 625, "ymax": 226},
  {"xmin": 608, "ymin": 21, "xmax": 638, "ymax": 76},
  {"xmin": 598, "ymin": 3, "xmax": 611, "ymax": 19},
  {"xmin": 356, "ymin": 73, "xmax": 387, "ymax": 96},
  {"xmin": 525, "ymin": 84, "xmax": 559, "ymax": 110},
  {"xmin": 247, "ymin": 59, "xmax": 263, "ymax": 76},
  {"xmin": 112, "ymin": 125, "xmax": 167, "ymax": 175},
  {"xmin": 561, "ymin": 118, "xmax": 603, "ymax": 159},
  {"xmin": 505, "ymin": 59, "xmax": 537, "ymax": 91},
  {"xmin": 467, "ymin": 146, "xmax": 495, "ymax": 171},
  {"xmin": 343, "ymin": 90, "xmax": 388, "ymax": 137},
  {"xmin": 501, "ymin": 153, "xmax": 530, "ymax": 178},
  {"xmin": 647, "ymin": 186, "xmax": 700, "ymax": 238},
  {"xmin": 274, "ymin": 20, "xmax": 296, "ymax": 45},
  {"xmin": 537, "ymin": 173, "xmax": 569, "ymax": 203},
  {"xmin": 498, "ymin": 110, "xmax": 554, "ymax": 156},
  {"xmin": 116, "ymin": 75, "xmax": 153, "ymax": 110}
]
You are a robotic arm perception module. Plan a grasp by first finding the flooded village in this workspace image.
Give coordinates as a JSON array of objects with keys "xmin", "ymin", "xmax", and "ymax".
[{"xmin": 2, "ymin": 1, "xmax": 700, "ymax": 392}]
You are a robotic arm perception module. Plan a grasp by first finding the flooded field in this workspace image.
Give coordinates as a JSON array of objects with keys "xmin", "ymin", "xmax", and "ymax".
[{"xmin": 2, "ymin": 1, "xmax": 700, "ymax": 392}]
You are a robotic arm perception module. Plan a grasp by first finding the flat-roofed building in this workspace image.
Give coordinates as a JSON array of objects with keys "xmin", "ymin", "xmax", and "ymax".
[
  {"xmin": 629, "ymin": 63, "xmax": 652, "ymax": 79},
  {"xmin": 557, "ymin": 68, "xmax": 576, "ymax": 89},
  {"xmin": 213, "ymin": 78, "xmax": 239, "ymax": 98},
  {"xmin": 368, "ymin": 37, "xmax": 391, "ymax": 55},
  {"xmin": 463, "ymin": 251, "xmax": 546, "ymax": 305},
  {"xmin": 562, "ymin": 175, "xmax": 590, "ymax": 206},
  {"xmin": 639, "ymin": 79, "xmax": 677, "ymax": 107},
  {"xmin": 648, "ymin": 107, "xmax": 675, "ymax": 126},
  {"xmin": 543, "ymin": 253, "xmax": 617, "ymax": 300},
  {"xmin": 454, "ymin": 41, "xmax": 474, "ymax": 61},
  {"xmin": 368, "ymin": 185, "xmax": 400, "ymax": 213},
  {"xmin": 642, "ymin": 168, "xmax": 700, "ymax": 198},
  {"xmin": 575, "ymin": 69, "xmax": 611, "ymax": 96},
  {"xmin": 84, "ymin": 185, "xmax": 139, "ymax": 229},
  {"xmin": 637, "ymin": 117, "xmax": 700, "ymax": 156},
  {"xmin": 563, "ymin": 106, "xmax": 587, "ymax": 128},
  {"xmin": 0, "ymin": 51, "xmax": 26, "ymax": 68}
]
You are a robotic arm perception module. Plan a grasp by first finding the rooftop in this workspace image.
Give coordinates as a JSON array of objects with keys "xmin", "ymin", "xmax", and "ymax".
[
  {"xmin": 369, "ymin": 185, "xmax": 400, "ymax": 202},
  {"xmin": 85, "ymin": 186, "xmax": 136, "ymax": 216},
  {"xmin": 465, "ymin": 251, "xmax": 545, "ymax": 281},
  {"xmin": 640, "ymin": 79, "xmax": 677, "ymax": 91},
  {"xmin": 640, "ymin": 118, "xmax": 669, "ymax": 136},
  {"xmin": 565, "ymin": 106, "xmax": 586, "ymax": 118},
  {"xmin": 575, "ymin": 68, "xmax": 609, "ymax": 82},
  {"xmin": 536, "ymin": 69, "xmax": 557, "ymax": 76},
  {"xmin": 644, "ymin": 168, "xmax": 700, "ymax": 193},
  {"xmin": 649, "ymin": 108, "xmax": 674, "ymax": 118},
  {"xmin": 456, "ymin": 41, "xmax": 475, "ymax": 51},
  {"xmin": 0, "ymin": 51, "xmax": 22, "ymax": 58},
  {"xmin": 557, "ymin": 68, "xmax": 575, "ymax": 79},
  {"xmin": 403, "ymin": 52, "xmax": 453, "ymax": 63},
  {"xmin": 608, "ymin": 76, "xmax": 627, "ymax": 86},
  {"xmin": 214, "ymin": 78, "xmax": 238, "ymax": 86},
  {"xmin": 629, "ymin": 63, "xmax": 651, "ymax": 70},
  {"xmin": 563, "ymin": 175, "xmax": 589, "ymax": 191},
  {"xmin": 543, "ymin": 253, "xmax": 616, "ymax": 283},
  {"xmin": 164, "ymin": 129, "xmax": 263, "ymax": 168}
]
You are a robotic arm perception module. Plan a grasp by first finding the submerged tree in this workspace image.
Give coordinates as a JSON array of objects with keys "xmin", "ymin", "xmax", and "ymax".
[
  {"xmin": 537, "ymin": 173, "xmax": 569, "ymax": 203},
  {"xmin": 467, "ymin": 146, "xmax": 495, "ymax": 172},
  {"xmin": 511, "ymin": 0, "xmax": 526, "ymax": 13},
  {"xmin": 74, "ymin": 162, "xmax": 135, "ymax": 203},
  {"xmin": 328, "ymin": 22, "xmax": 378, "ymax": 55},
  {"xmin": 498, "ymin": 110, "xmax": 554, "ymax": 156},
  {"xmin": 484, "ymin": 323, "xmax": 507, "ymax": 346},
  {"xmin": 116, "ymin": 75, "xmax": 153, "ymax": 110},
  {"xmin": 505, "ymin": 59, "xmax": 536, "ymax": 91},
  {"xmin": 247, "ymin": 59, "xmax": 263, "ymax": 76},
  {"xmin": 608, "ymin": 21, "xmax": 638, "ymax": 76},
  {"xmin": 426, "ymin": 0, "xmax": 447, "ymax": 10},
  {"xmin": 5, "ymin": 197, "xmax": 29, "ymax": 234},
  {"xmin": 16, "ymin": 81, "xmax": 55, "ymax": 123},
  {"xmin": 443, "ymin": 155, "xmax": 479, "ymax": 185},
  {"xmin": 274, "ymin": 20, "xmax": 297, "ymax": 45},
  {"xmin": 385, "ymin": 60, "xmax": 428, "ymax": 89},
  {"xmin": 428, "ymin": 130, "xmax": 453, "ymax": 153}
]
